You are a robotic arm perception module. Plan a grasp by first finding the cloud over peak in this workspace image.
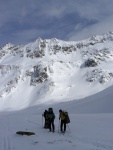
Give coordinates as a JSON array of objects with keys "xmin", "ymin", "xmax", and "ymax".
[{"xmin": 0, "ymin": 0, "xmax": 113, "ymax": 45}]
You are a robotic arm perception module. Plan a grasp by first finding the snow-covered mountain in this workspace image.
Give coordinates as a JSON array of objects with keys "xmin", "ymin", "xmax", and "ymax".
[
  {"xmin": 0, "ymin": 32, "xmax": 113, "ymax": 111},
  {"xmin": 0, "ymin": 33, "xmax": 113, "ymax": 150}
]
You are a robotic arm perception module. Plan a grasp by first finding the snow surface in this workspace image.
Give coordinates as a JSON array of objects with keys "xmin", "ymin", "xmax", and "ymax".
[
  {"xmin": 0, "ymin": 87, "xmax": 113, "ymax": 150},
  {"xmin": 0, "ymin": 112, "xmax": 113, "ymax": 150},
  {"xmin": 0, "ymin": 33, "xmax": 113, "ymax": 150}
]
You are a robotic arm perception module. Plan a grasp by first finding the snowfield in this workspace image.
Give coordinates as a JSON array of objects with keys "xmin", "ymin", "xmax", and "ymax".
[
  {"xmin": 0, "ymin": 94, "xmax": 113, "ymax": 150},
  {"xmin": 0, "ymin": 108, "xmax": 113, "ymax": 150},
  {"xmin": 0, "ymin": 84, "xmax": 113, "ymax": 150},
  {"xmin": 0, "ymin": 32, "xmax": 113, "ymax": 150}
]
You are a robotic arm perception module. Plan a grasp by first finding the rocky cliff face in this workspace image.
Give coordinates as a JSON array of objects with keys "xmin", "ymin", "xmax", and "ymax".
[{"xmin": 0, "ymin": 32, "xmax": 113, "ymax": 109}]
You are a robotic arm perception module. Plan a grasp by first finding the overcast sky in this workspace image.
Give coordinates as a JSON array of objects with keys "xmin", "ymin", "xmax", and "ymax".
[{"xmin": 0, "ymin": 0, "xmax": 113, "ymax": 45}]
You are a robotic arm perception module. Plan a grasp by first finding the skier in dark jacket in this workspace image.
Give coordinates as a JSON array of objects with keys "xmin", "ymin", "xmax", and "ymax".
[
  {"xmin": 47, "ymin": 108, "xmax": 55, "ymax": 132},
  {"xmin": 43, "ymin": 110, "xmax": 49, "ymax": 128}
]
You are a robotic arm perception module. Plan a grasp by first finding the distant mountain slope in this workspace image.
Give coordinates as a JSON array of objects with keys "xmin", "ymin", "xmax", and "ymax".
[
  {"xmin": 52, "ymin": 84, "xmax": 113, "ymax": 114},
  {"xmin": 0, "ymin": 32, "xmax": 113, "ymax": 111}
]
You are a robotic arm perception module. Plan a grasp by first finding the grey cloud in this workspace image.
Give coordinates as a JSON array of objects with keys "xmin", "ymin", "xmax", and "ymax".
[
  {"xmin": 69, "ymin": 15, "xmax": 113, "ymax": 41},
  {"xmin": 0, "ymin": 0, "xmax": 113, "ymax": 45}
]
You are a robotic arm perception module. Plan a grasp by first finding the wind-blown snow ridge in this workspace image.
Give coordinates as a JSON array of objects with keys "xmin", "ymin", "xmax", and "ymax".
[{"xmin": 0, "ymin": 32, "xmax": 113, "ymax": 110}]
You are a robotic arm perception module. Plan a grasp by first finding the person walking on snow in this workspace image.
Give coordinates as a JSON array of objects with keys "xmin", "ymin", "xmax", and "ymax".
[
  {"xmin": 59, "ymin": 109, "xmax": 67, "ymax": 133},
  {"xmin": 47, "ymin": 108, "xmax": 55, "ymax": 132}
]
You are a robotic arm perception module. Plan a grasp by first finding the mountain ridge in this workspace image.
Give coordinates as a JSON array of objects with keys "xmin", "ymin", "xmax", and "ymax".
[{"xmin": 0, "ymin": 32, "xmax": 113, "ymax": 111}]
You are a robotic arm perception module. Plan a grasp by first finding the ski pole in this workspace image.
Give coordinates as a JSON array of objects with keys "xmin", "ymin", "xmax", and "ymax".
[
  {"xmin": 67, "ymin": 124, "xmax": 71, "ymax": 133},
  {"xmin": 42, "ymin": 115, "xmax": 43, "ymax": 127},
  {"xmin": 58, "ymin": 120, "xmax": 60, "ymax": 133}
]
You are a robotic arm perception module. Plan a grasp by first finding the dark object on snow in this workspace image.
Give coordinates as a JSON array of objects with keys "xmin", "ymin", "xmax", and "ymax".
[
  {"xmin": 85, "ymin": 59, "xmax": 98, "ymax": 67},
  {"xmin": 16, "ymin": 131, "xmax": 35, "ymax": 136}
]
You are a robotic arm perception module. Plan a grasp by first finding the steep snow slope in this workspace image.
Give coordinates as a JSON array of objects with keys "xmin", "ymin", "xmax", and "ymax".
[
  {"xmin": 0, "ymin": 32, "xmax": 113, "ymax": 110},
  {"xmin": 51, "ymin": 84, "xmax": 113, "ymax": 114}
]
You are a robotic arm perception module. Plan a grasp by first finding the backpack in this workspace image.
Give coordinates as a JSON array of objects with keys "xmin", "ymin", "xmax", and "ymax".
[
  {"xmin": 48, "ymin": 108, "xmax": 55, "ymax": 120},
  {"xmin": 48, "ymin": 107, "xmax": 53, "ymax": 112},
  {"xmin": 64, "ymin": 111, "xmax": 70, "ymax": 124}
]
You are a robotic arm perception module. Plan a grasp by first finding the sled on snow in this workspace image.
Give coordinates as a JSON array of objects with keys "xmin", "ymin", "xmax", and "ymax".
[{"xmin": 16, "ymin": 131, "xmax": 35, "ymax": 136}]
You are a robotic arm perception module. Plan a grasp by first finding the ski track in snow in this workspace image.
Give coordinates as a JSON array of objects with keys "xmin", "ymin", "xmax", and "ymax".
[
  {"xmin": 0, "ymin": 114, "xmax": 112, "ymax": 150},
  {"xmin": 0, "ymin": 117, "xmax": 14, "ymax": 150}
]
